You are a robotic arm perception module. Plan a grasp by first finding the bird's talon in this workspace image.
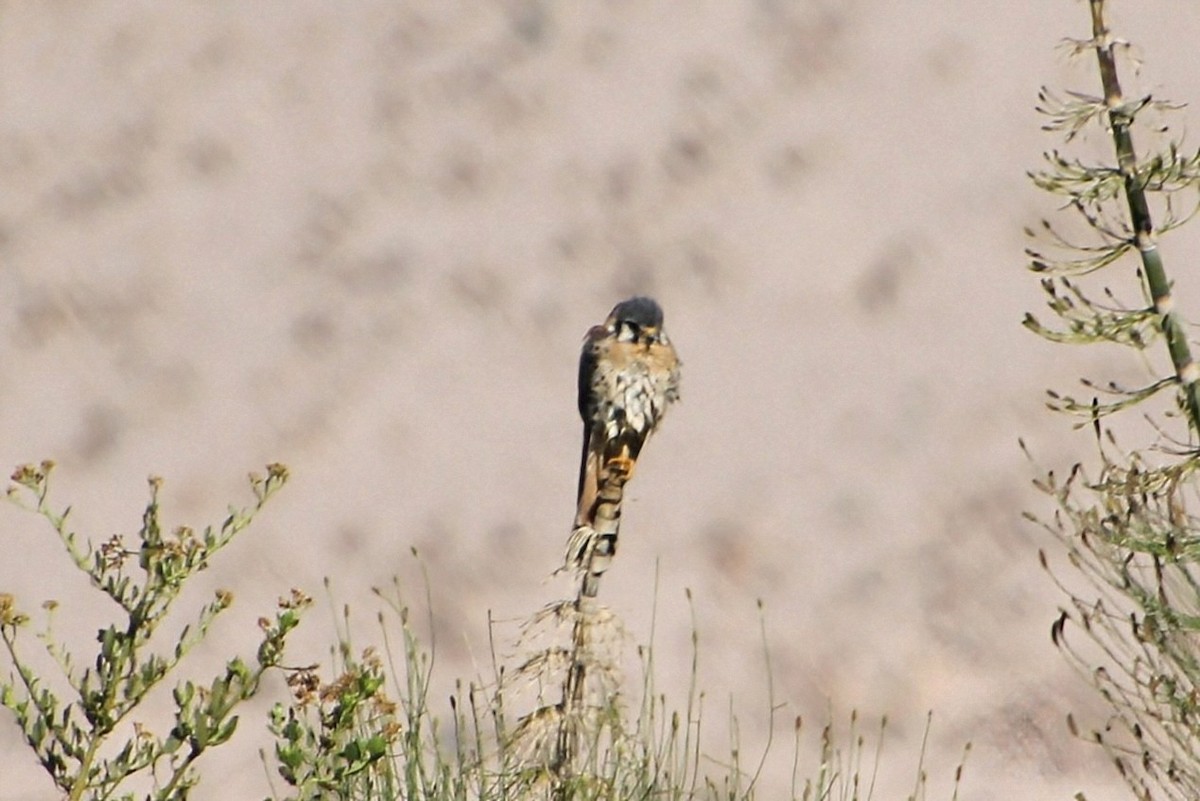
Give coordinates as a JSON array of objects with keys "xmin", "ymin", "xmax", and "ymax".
[{"xmin": 604, "ymin": 455, "xmax": 636, "ymax": 483}]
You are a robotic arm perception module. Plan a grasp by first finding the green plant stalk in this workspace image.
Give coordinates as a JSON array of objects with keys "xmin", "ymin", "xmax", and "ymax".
[{"xmin": 1089, "ymin": 0, "xmax": 1200, "ymax": 432}]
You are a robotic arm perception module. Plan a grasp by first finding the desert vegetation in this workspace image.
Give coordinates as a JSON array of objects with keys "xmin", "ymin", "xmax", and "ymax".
[{"xmin": 5, "ymin": 1, "xmax": 1200, "ymax": 799}]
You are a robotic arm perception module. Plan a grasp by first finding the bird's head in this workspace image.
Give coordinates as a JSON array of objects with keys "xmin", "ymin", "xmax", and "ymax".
[{"xmin": 607, "ymin": 296, "xmax": 667, "ymax": 344}]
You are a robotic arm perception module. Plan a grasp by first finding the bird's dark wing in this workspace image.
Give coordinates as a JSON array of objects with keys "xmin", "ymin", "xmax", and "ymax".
[
  {"xmin": 577, "ymin": 325, "xmax": 604, "ymax": 422},
  {"xmin": 575, "ymin": 325, "xmax": 607, "ymax": 525},
  {"xmin": 575, "ymin": 425, "xmax": 601, "ymax": 528}
]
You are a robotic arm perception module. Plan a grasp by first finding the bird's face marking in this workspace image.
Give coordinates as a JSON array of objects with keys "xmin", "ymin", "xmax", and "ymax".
[{"xmin": 615, "ymin": 320, "xmax": 666, "ymax": 347}]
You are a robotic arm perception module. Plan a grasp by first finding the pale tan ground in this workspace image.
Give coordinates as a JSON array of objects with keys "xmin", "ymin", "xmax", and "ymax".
[{"xmin": 5, "ymin": 3, "xmax": 1200, "ymax": 800}]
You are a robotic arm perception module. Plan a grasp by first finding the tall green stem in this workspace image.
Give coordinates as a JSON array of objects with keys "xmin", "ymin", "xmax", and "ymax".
[{"xmin": 1090, "ymin": 0, "xmax": 1200, "ymax": 433}]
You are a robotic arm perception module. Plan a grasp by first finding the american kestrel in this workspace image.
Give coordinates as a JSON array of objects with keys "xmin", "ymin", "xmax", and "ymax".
[{"xmin": 574, "ymin": 296, "xmax": 681, "ymax": 532}]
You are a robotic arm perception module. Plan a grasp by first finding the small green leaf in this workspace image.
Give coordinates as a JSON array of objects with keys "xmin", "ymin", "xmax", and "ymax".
[{"xmin": 210, "ymin": 715, "xmax": 239, "ymax": 747}]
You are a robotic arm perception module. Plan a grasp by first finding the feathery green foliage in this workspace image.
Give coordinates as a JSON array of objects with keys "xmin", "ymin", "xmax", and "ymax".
[{"xmin": 1027, "ymin": 1, "xmax": 1200, "ymax": 797}]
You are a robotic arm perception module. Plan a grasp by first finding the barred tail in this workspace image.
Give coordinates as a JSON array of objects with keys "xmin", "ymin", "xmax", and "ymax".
[{"xmin": 567, "ymin": 452, "xmax": 631, "ymax": 598}]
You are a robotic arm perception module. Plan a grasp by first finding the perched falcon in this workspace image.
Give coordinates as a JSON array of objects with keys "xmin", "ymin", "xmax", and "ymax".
[{"xmin": 574, "ymin": 296, "xmax": 681, "ymax": 530}]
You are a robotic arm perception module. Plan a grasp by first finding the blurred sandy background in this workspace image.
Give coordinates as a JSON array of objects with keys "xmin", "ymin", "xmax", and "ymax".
[{"xmin": 6, "ymin": 2, "xmax": 1200, "ymax": 799}]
